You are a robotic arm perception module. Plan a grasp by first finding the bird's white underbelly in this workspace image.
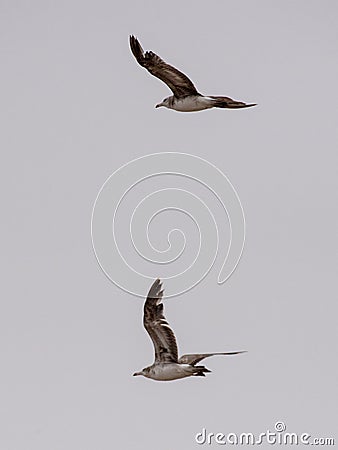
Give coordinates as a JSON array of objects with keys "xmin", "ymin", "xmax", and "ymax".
[
  {"xmin": 173, "ymin": 96, "xmax": 215, "ymax": 112},
  {"xmin": 149, "ymin": 364, "xmax": 192, "ymax": 381}
]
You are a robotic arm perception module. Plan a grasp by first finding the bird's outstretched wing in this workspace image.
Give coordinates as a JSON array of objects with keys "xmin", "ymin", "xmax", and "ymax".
[
  {"xmin": 143, "ymin": 279, "xmax": 178, "ymax": 364},
  {"xmin": 129, "ymin": 35, "xmax": 199, "ymax": 98},
  {"xmin": 178, "ymin": 351, "xmax": 246, "ymax": 366}
]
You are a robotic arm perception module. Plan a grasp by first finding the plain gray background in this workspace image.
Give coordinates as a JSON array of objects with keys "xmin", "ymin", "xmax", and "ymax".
[{"xmin": 1, "ymin": 1, "xmax": 337, "ymax": 449}]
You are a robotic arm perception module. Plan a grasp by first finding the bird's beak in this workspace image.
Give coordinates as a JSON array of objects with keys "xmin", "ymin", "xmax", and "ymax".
[
  {"xmin": 133, "ymin": 372, "xmax": 141, "ymax": 376},
  {"xmin": 155, "ymin": 103, "xmax": 162, "ymax": 108}
]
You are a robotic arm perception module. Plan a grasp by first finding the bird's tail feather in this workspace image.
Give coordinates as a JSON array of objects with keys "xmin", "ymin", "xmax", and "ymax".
[
  {"xmin": 192, "ymin": 366, "xmax": 212, "ymax": 377},
  {"xmin": 210, "ymin": 96, "xmax": 256, "ymax": 109}
]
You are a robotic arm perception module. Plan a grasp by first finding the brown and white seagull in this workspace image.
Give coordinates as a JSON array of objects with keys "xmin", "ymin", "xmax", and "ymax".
[
  {"xmin": 133, "ymin": 279, "xmax": 245, "ymax": 381},
  {"xmin": 129, "ymin": 35, "xmax": 256, "ymax": 113}
]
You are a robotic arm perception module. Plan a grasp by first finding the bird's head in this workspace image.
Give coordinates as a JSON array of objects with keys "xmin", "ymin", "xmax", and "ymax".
[
  {"xmin": 155, "ymin": 97, "xmax": 170, "ymax": 109},
  {"xmin": 133, "ymin": 367, "xmax": 150, "ymax": 378}
]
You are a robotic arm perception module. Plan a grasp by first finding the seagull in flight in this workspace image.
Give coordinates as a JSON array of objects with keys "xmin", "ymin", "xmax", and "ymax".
[
  {"xmin": 133, "ymin": 279, "xmax": 246, "ymax": 381},
  {"xmin": 129, "ymin": 35, "xmax": 256, "ymax": 113}
]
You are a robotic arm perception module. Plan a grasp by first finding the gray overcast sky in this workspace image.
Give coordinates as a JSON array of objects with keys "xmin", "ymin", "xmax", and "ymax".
[{"xmin": 1, "ymin": 1, "xmax": 337, "ymax": 449}]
